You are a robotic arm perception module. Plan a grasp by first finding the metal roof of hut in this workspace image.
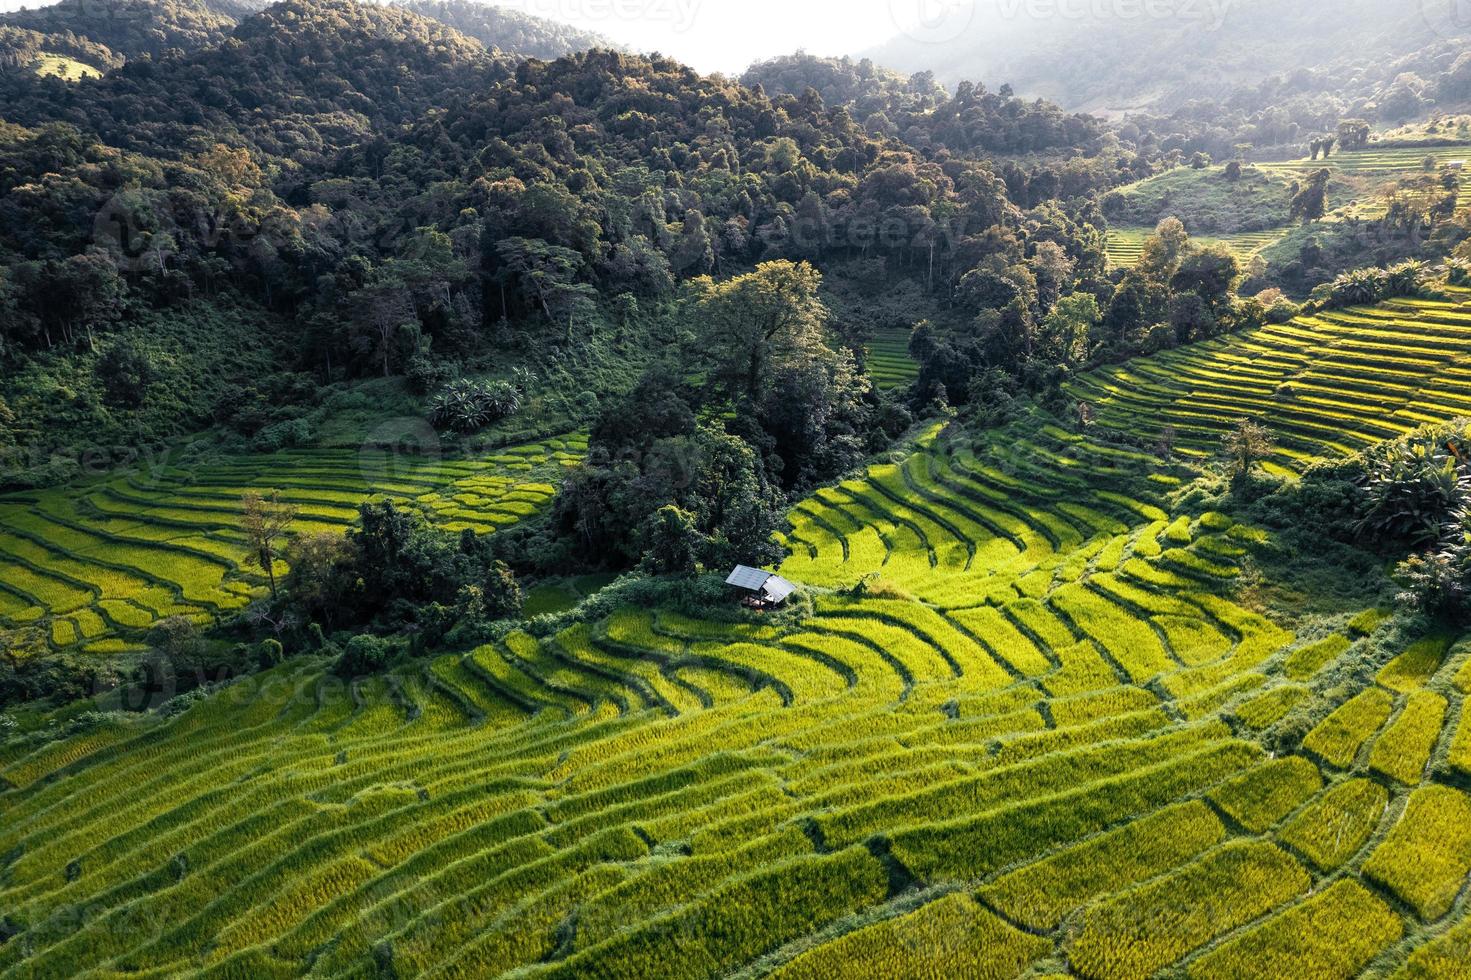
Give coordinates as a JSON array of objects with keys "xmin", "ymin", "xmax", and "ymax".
[
  {"xmin": 725, "ymin": 565, "xmax": 771, "ymax": 591},
  {"xmin": 725, "ymin": 566, "xmax": 797, "ymax": 605}
]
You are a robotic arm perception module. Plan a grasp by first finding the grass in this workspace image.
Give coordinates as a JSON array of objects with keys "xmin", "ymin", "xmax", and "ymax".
[
  {"xmin": 863, "ymin": 328, "xmax": 919, "ymax": 390},
  {"xmin": 980, "ymin": 800, "xmax": 1225, "ymax": 931},
  {"xmin": 1368, "ymin": 691, "xmax": 1447, "ymax": 785},
  {"xmin": 1397, "ymin": 913, "xmax": 1471, "ymax": 979},
  {"xmin": 1070, "ymin": 292, "xmax": 1471, "ymax": 472},
  {"xmin": 31, "ymin": 52, "xmax": 103, "ymax": 80},
  {"xmin": 770, "ymin": 893, "xmax": 1049, "ymax": 979},
  {"xmin": 1302, "ymin": 687, "xmax": 1394, "ymax": 768},
  {"xmin": 1208, "ymin": 756, "xmax": 1322, "ymax": 832},
  {"xmin": 1378, "ymin": 635, "xmax": 1453, "ymax": 692},
  {"xmin": 1105, "ymin": 225, "xmax": 1288, "ymax": 269}
]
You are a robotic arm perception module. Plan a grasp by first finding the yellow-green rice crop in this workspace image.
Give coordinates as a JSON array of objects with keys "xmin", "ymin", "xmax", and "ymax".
[
  {"xmin": 1363, "ymin": 785, "xmax": 1471, "ymax": 921},
  {"xmin": 1279, "ymin": 778, "xmax": 1389, "ymax": 871},
  {"xmin": 1187, "ymin": 880, "xmax": 1402, "ymax": 980}
]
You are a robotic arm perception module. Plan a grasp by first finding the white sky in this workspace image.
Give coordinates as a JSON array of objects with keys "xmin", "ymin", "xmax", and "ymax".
[
  {"xmin": 495, "ymin": 0, "xmax": 975, "ymax": 74},
  {"xmin": 0, "ymin": 0, "xmax": 976, "ymax": 75}
]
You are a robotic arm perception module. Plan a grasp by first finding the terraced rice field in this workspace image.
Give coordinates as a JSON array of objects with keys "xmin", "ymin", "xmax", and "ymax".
[
  {"xmin": 0, "ymin": 435, "xmax": 585, "ymax": 654},
  {"xmin": 1265, "ymin": 145, "xmax": 1471, "ymax": 181},
  {"xmin": 1104, "ymin": 226, "xmax": 1287, "ymax": 269},
  {"xmin": 864, "ymin": 328, "xmax": 919, "ymax": 389},
  {"xmin": 4, "ymin": 298, "xmax": 1471, "ymax": 977},
  {"xmin": 1072, "ymin": 288, "xmax": 1471, "ymax": 475}
]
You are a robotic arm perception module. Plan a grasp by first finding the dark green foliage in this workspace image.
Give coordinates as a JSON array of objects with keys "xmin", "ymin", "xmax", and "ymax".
[
  {"xmin": 1322, "ymin": 261, "xmax": 1428, "ymax": 309},
  {"xmin": 1291, "ymin": 169, "xmax": 1332, "ymax": 224},
  {"xmin": 0, "ymin": 645, "xmax": 121, "ymax": 707},
  {"xmin": 1359, "ymin": 439, "xmax": 1470, "ymax": 547},
  {"xmin": 334, "ymin": 634, "xmax": 399, "ymax": 677},
  {"xmin": 255, "ymin": 639, "xmax": 284, "ymax": 670},
  {"xmin": 0, "ymin": 0, "xmax": 236, "ymax": 61},
  {"xmin": 1339, "ymin": 120, "xmax": 1372, "ymax": 151},
  {"xmin": 1395, "ymin": 548, "xmax": 1471, "ymax": 622},
  {"xmin": 279, "ymin": 500, "xmax": 527, "ymax": 641},
  {"xmin": 641, "ymin": 505, "xmax": 701, "ymax": 575},
  {"xmin": 744, "ymin": 54, "xmax": 1105, "ymax": 159},
  {"xmin": 95, "ymin": 338, "xmax": 157, "ymax": 409},
  {"xmin": 429, "ymin": 379, "xmax": 521, "ymax": 434},
  {"xmin": 555, "ymin": 409, "xmax": 785, "ymax": 573}
]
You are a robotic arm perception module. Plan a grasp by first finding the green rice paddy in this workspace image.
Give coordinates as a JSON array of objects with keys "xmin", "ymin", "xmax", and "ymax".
[
  {"xmin": 1071, "ymin": 287, "xmax": 1471, "ymax": 475},
  {"xmin": 3, "ymin": 297, "xmax": 1471, "ymax": 977},
  {"xmin": 1264, "ymin": 145, "xmax": 1471, "ymax": 180},
  {"xmin": 0, "ymin": 434, "xmax": 586, "ymax": 653},
  {"xmin": 863, "ymin": 328, "xmax": 919, "ymax": 390},
  {"xmin": 1104, "ymin": 226, "xmax": 1287, "ymax": 269}
]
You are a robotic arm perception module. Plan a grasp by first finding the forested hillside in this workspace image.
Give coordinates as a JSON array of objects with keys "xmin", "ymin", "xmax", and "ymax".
[
  {"xmin": 0, "ymin": 0, "xmax": 610, "ymax": 80},
  {"xmin": 0, "ymin": 0, "xmax": 1127, "ymax": 490},
  {"xmin": 0, "ymin": 0, "xmax": 239, "ymax": 60}
]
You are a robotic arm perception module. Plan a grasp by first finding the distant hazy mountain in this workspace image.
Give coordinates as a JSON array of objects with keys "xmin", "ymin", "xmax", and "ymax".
[
  {"xmin": 394, "ymin": 0, "xmax": 614, "ymax": 59},
  {"xmin": 863, "ymin": 0, "xmax": 1468, "ymax": 116}
]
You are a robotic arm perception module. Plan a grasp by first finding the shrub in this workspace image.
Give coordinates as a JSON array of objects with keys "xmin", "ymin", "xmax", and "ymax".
[
  {"xmin": 334, "ymin": 635, "xmax": 399, "ymax": 677},
  {"xmin": 429, "ymin": 379, "xmax": 521, "ymax": 434},
  {"xmin": 95, "ymin": 339, "xmax": 157, "ymax": 409},
  {"xmin": 1323, "ymin": 260, "xmax": 1427, "ymax": 309},
  {"xmin": 250, "ymin": 417, "xmax": 314, "ymax": 452},
  {"xmin": 1396, "ymin": 548, "xmax": 1471, "ymax": 621},
  {"xmin": 255, "ymin": 639, "xmax": 284, "ymax": 670},
  {"xmin": 1222, "ymin": 418, "xmax": 1273, "ymax": 484},
  {"xmin": 1359, "ymin": 442, "xmax": 1469, "ymax": 547}
]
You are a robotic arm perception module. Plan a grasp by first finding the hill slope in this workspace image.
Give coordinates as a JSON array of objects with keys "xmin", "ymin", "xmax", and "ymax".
[
  {"xmin": 0, "ymin": 0, "xmax": 239, "ymax": 61},
  {"xmin": 4, "ymin": 292, "xmax": 1471, "ymax": 976},
  {"xmin": 0, "ymin": 0, "xmax": 613, "ymax": 70}
]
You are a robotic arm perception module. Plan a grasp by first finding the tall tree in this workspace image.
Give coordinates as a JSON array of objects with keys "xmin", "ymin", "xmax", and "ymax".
[
  {"xmin": 692, "ymin": 260, "xmax": 829, "ymax": 404},
  {"xmin": 242, "ymin": 490, "xmax": 298, "ymax": 600},
  {"xmin": 1137, "ymin": 217, "xmax": 1190, "ymax": 281},
  {"xmin": 1223, "ymin": 419, "xmax": 1274, "ymax": 484},
  {"xmin": 1290, "ymin": 169, "xmax": 1331, "ymax": 224}
]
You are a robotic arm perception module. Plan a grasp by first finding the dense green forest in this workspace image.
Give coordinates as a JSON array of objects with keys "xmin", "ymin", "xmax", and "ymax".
[{"xmin": 5, "ymin": 2, "xmax": 1471, "ymax": 976}]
